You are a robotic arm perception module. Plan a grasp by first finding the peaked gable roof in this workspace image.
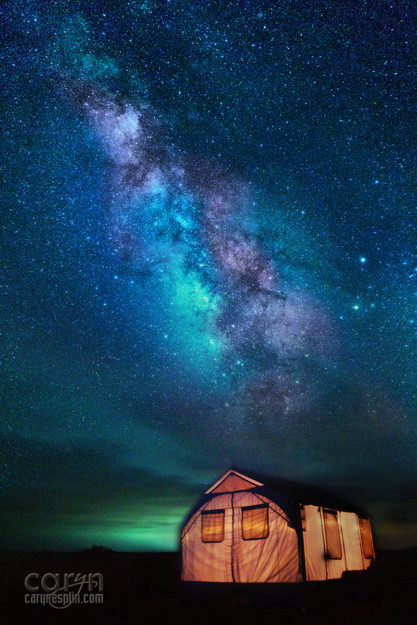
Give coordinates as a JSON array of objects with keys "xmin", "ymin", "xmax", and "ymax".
[{"xmin": 205, "ymin": 469, "xmax": 263, "ymax": 494}]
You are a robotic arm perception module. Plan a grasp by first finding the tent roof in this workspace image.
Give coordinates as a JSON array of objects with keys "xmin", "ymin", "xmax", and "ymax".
[
  {"xmin": 229, "ymin": 467, "xmax": 367, "ymax": 515},
  {"xmin": 181, "ymin": 468, "xmax": 367, "ymax": 533}
]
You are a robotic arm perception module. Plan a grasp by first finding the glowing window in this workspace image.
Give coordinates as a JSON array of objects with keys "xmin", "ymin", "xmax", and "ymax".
[
  {"xmin": 323, "ymin": 509, "xmax": 342, "ymax": 559},
  {"xmin": 201, "ymin": 509, "xmax": 225, "ymax": 543},
  {"xmin": 242, "ymin": 504, "xmax": 269, "ymax": 540},
  {"xmin": 359, "ymin": 517, "xmax": 374, "ymax": 559}
]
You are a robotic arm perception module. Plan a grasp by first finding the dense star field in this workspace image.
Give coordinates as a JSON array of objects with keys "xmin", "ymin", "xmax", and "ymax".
[{"xmin": 1, "ymin": 1, "xmax": 416, "ymax": 551}]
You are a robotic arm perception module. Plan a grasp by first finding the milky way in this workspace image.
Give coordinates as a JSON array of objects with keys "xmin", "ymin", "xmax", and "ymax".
[{"xmin": 64, "ymin": 82, "xmax": 337, "ymax": 420}]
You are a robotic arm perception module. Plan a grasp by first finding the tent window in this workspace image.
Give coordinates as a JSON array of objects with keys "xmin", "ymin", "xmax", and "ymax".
[
  {"xmin": 359, "ymin": 517, "xmax": 374, "ymax": 559},
  {"xmin": 201, "ymin": 509, "xmax": 225, "ymax": 543},
  {"xmin": 323, "ymin": 509, "xmax": 342, "ymax": 559},
  {"xmin": 242, "ymin": 504, "xmax": 269, "ymax": 540}
]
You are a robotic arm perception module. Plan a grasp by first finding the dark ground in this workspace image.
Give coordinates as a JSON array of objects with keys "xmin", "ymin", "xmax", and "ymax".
[{"xmin": 0, "ymin": 548, "xmax": 416, "ymax": 624}]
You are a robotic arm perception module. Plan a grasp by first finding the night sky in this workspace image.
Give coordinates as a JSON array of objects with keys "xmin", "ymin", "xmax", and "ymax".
[{"xmin": 1, "ymin": 0, "xmax": 416, "ymax": 552}]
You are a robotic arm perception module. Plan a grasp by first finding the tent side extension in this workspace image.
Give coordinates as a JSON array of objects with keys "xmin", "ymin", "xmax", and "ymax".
[{"xmin": 181, "ymin": 469, "xmax": 375, "ymax": 583}]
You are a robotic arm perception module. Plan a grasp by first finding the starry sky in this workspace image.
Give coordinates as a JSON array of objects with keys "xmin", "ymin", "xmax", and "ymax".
[{"xmin": 1, "ymin": 0, "xmax": 416, "ymax": 551}]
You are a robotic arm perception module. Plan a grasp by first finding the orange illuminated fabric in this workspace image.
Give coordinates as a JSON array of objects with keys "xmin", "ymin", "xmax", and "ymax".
[
  {"xmin": 182, "ymin": 491, "xmax": 301, "ymax": 582},
  {"xmin": 359, "ymin": 517, "xmax": 374, "ymax": 558},
  {"xmin": 323, "ymin": 509, "xmax": 342, "ymax": 559},
  {"xmin": 182, "ymin": 471, "xmax": 375, "ymax": 583},
  {"xmin": 242, "ymin": 505, "xmax": 269, "ymax": 540},
  {"xmin": 208, "ymin": 473, "xmax": 260, "ymax": 493},
  {"xmin": 201, "ymin": 510, "xmax": 224, "ymax": 543}
]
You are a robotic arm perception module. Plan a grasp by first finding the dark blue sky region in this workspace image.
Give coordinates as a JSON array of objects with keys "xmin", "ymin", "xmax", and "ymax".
[{"xmin": 1, "ymin": 0, "xmax": 416, "ymax": 551}]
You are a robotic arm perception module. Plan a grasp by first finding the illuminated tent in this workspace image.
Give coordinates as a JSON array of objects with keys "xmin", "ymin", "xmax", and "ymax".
[{"xmin": 181, "ymin": 469, "xmax": 375, "ymax": 583}]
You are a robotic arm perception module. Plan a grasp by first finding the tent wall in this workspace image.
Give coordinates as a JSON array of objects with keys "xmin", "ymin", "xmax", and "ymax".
[
  {"xmin": 303, "ymin": 505, "xmax": 373, "ymax": 581},
  {"xmin": 181, "ymin": 491, "xmax": 301, "ymax": 583}
]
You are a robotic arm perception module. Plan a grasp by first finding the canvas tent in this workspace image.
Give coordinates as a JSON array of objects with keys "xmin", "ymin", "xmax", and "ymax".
[{"xmin": 181, "ymin": 469, "xmax": 374, "ymax": 583}]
